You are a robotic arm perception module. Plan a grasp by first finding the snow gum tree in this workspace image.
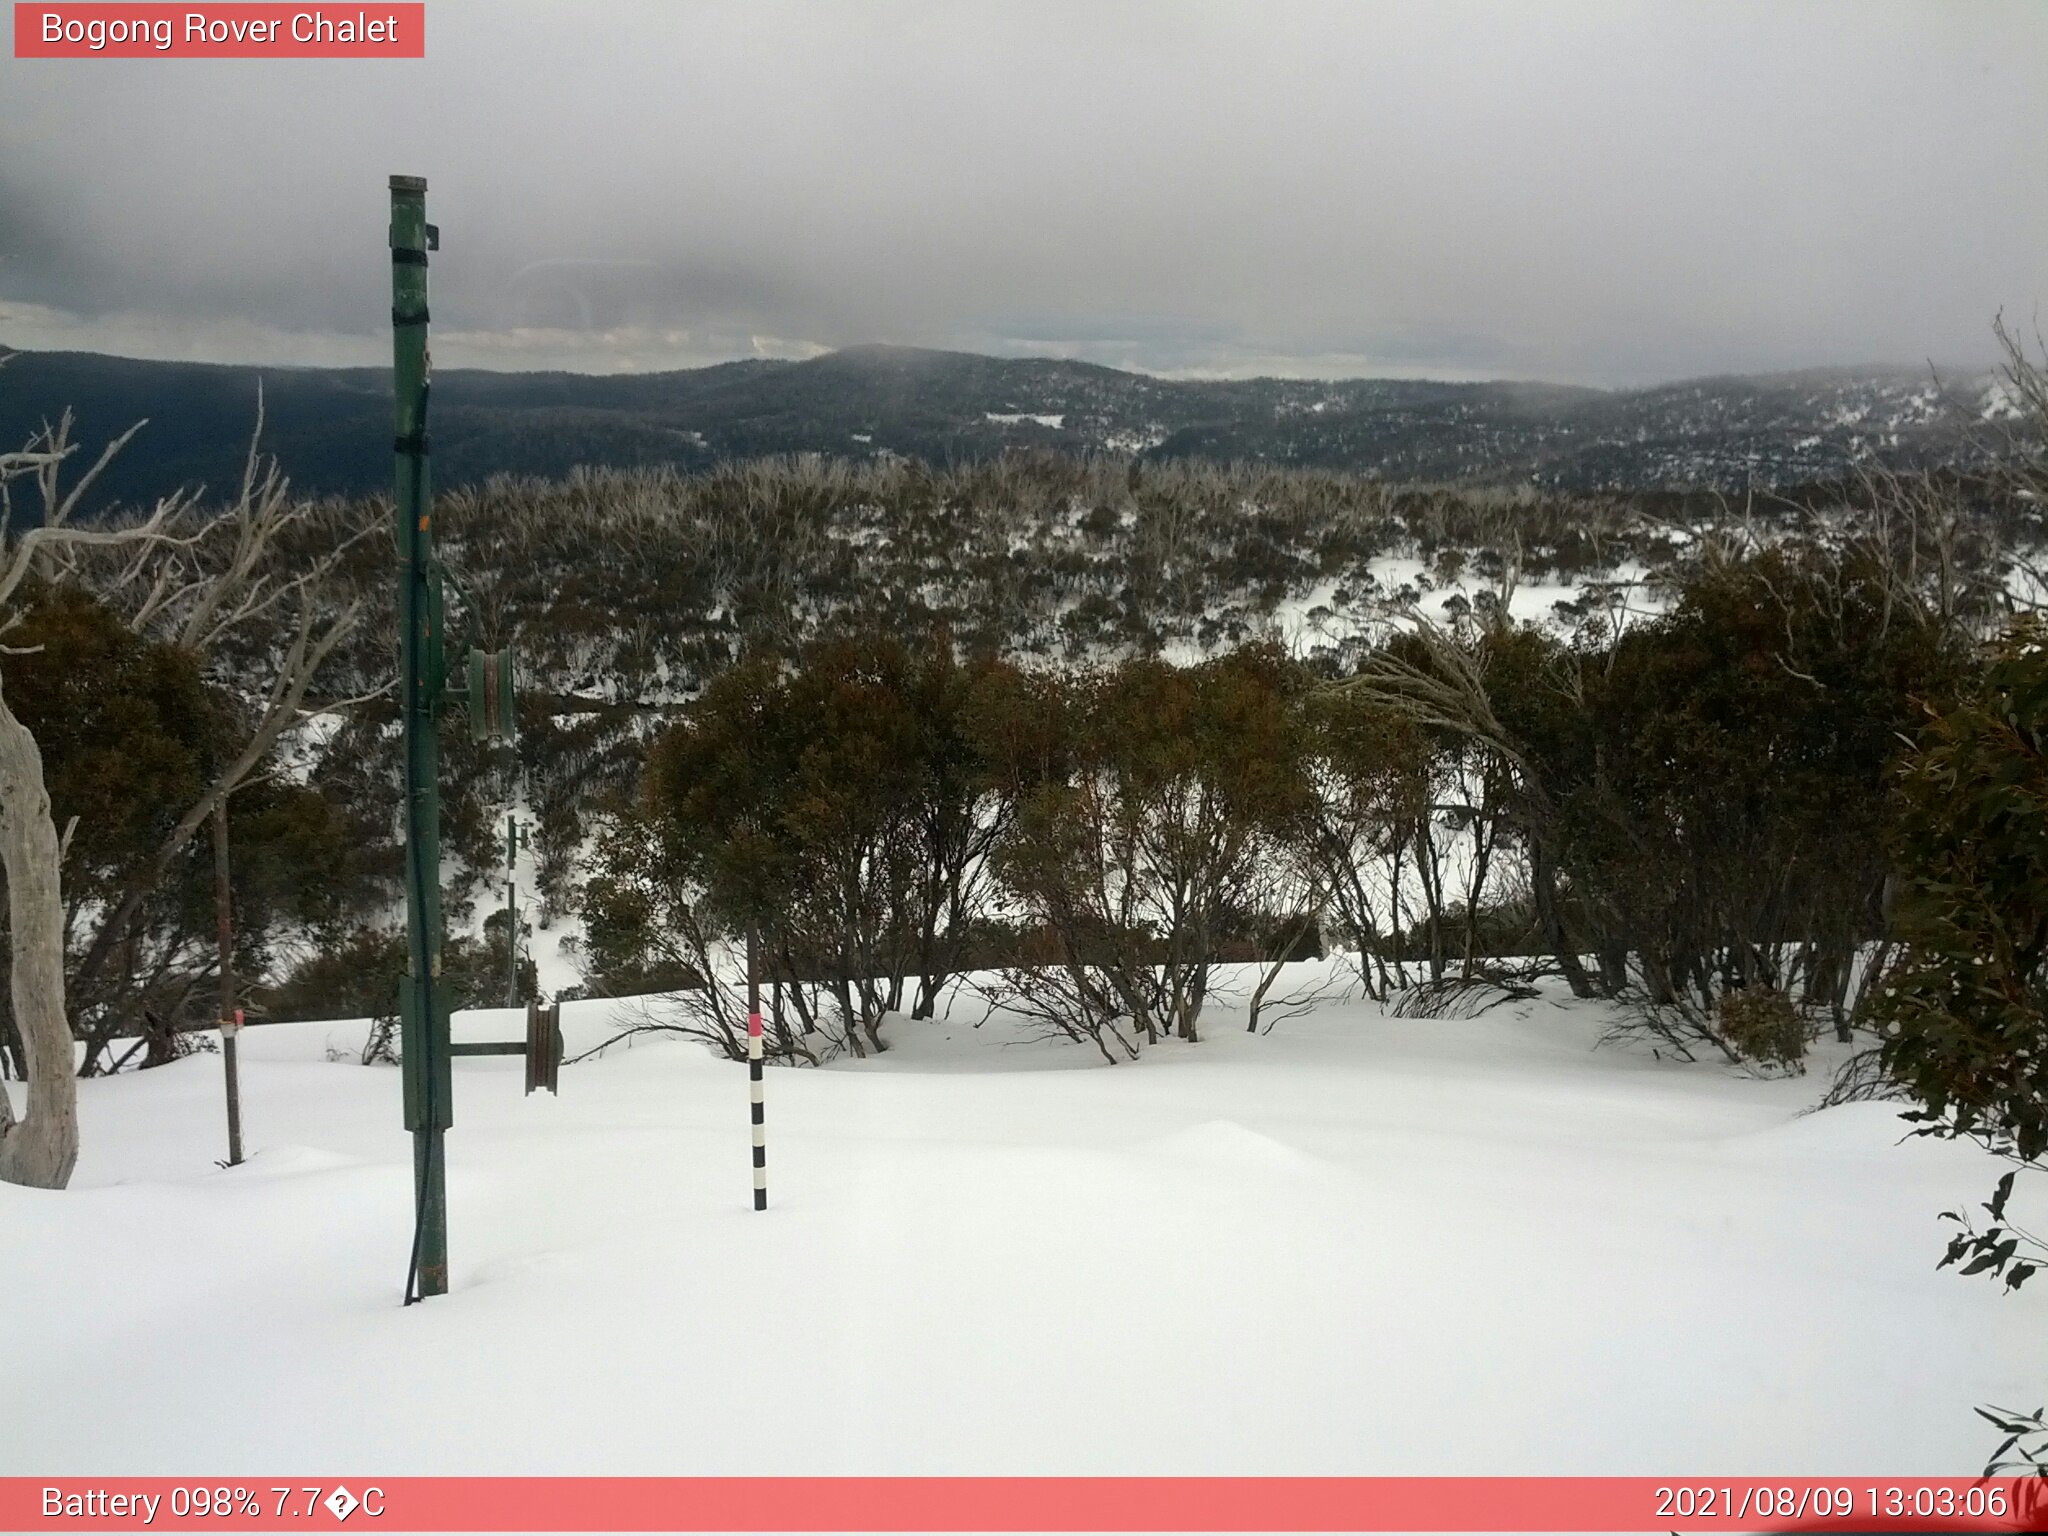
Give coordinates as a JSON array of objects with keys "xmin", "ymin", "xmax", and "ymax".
[
  {"xmin": 0, "ymin": 388, "xmax": 370, "ymax": 1186},
  {"xmin": 984, "ymin": 645, "xmax": 1309, "ymax": 1054},
  {"xmin": 1345, "ymin": 536, "xmax": 1974, "ymax": 1061},
  {"xmin": 623, "ymin": 632, "xmax": 1021, "ymax": 1058},
  {"xmin": 0, "ymin": 590, "xmax": 212, "ymax": 1079},
  {"xmin": 0, "ymin": 404, "xmax": 191, "ymax": 1188},
  {"xmin": 1293, "ymin": 682, "xmax": 1437, "ymax": 1000}
]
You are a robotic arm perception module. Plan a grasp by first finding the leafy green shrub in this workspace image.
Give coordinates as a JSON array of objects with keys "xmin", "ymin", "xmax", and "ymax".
[
  {"xmin": 1875, "ymin": 621, "xmax": 2048, "ymax": 1294},
  {"xmin": 1878, "ymin": 622, "xmax": 2048, "ymax": 1165},
  {"xmin": 261, "ymin": 923, "xmax": 537, "ymax": 1025},
  {"xmin": 260, "ymin": 928, "xmax": 406, "ymax": 1023}
]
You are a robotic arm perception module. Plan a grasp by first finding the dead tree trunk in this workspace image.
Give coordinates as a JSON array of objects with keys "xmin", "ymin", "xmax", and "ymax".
[{"xmin": 0, "ymin": 683, "xmax": 79, "ymax": 1189}]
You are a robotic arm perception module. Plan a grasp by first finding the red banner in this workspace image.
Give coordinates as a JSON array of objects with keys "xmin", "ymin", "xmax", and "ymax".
[
  {"xmin": 12, "ymin": 4, "xmax": 424, "ymax": 57},
  {"xmin": 4, "ymin": 1477, "xmax": 2045, "ymax": 1532}
]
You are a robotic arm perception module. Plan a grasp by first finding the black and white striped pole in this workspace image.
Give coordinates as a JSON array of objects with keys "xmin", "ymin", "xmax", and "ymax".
[{"xmin": 746, "ymin": 929, "xmax": 767, "ymax": 1210}]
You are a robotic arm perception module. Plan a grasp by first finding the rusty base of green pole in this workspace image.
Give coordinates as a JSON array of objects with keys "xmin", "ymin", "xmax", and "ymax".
[
  {"xmin": 221, "ymin": 1031, "xmax": 244, "ymax": 1166},
  {"xmin": 410, "ymin": 1126, "xmax": 448, "ymax": 1298}
]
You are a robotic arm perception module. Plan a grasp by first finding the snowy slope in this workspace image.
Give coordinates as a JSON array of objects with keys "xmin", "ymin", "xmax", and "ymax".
[{"xmin": 1, "ymin": 973, "xmax": 2036, "ymax": 1476}]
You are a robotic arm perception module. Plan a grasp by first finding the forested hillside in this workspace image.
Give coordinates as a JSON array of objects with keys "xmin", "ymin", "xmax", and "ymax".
[{"xmin": 0, "ymin": 343, "xmax": 2012, "ymax": 512}]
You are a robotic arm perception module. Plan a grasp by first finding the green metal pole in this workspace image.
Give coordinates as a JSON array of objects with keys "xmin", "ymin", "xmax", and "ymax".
[
  {"xmin": 504, "ymin": 814, "xmax": 519, "ymax": 1008},
  {"xmin": 391, "ymin": 174, "xmax": 449, "ymax": 1301}
]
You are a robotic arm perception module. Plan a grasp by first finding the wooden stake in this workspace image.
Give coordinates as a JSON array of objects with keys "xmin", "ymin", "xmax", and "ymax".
[{"xmin": 212, "ymin": 800, "xmax": 243, "ymax": 1167}]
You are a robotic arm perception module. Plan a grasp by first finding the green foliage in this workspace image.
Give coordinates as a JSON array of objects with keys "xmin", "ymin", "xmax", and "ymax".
[
  {"xmin": 646, "ymin": 636, "xmax": 921, "ymax": 940},
  {"xmin": 1933, "ymin": 1170, "xmax": 2038, "ymax": 1294},
  {"xmin": 1480, "ymin": 550, "xmax": 1965, "ymax": 1021},
  {"xmin": 1293, "ymin": 674, "xmax": 1440, "ymax": 990},
  {"xmin": 1876, "ymin": 622, "xmax": 2048, "ymax": 1164},
  {"xmin": 0, "ymin": 587, "xmax": 412, "ymax": 1057},
  {"xmin": 984, "ymin": 645, "xmax": 1312, "ymax": 1049},
  {"xmin": 1577, "ymin": 549, "xmax": 1961, "ymax": 999},
  {"xmin": 230, "ymin": 781, "xmax": 386, "ymax": 939},
  {"xmin": 1977, "ymin": 1401, "xmax": 2048, "ymax": 1480},
  {"xmin": 0, "ymin": 586, "xmax": 215, "ymax": 906},
  {"xmin": 1872, "ymin": 622, "xmax": 2048, "ymax": 1300},
  {"xmin": 260, "ymin": 928, "xmax": 407, "ymax": 1024},
  {"xmin": 621, "ymin": 631, "xmax": 1025, "ymax": 1053},
  {"xmin": 572, "ymin": 807, "xmax": 709, "ymax": 1000},
  {"xmin": 602, "ymin": 632, "xmax": 1321, "ymax": 1060},
  {"xmin": 260, "ymin": 922, "xmax": 537, "ymax": 1026}
]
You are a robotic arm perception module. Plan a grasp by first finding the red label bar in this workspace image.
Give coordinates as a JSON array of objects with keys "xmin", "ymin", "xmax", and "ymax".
[
  {"xmin": 4, "ymin": 1477, "xmax": 2045, "ymax": 1532},
  {"xmin": 13, "ymin": 4, "xmax": 424, "ymax": 57}
]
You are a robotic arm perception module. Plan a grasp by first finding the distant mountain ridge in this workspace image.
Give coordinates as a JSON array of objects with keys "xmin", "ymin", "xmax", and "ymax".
[{"xmin": 0, "ymin": 342, "xmax": 2002, "ymax": 511}]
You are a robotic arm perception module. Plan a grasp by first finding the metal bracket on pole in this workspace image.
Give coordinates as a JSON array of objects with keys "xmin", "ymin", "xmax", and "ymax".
[{"xmin": 440, "ymin": 1002, "xmax": 559, "ymax": 1097}]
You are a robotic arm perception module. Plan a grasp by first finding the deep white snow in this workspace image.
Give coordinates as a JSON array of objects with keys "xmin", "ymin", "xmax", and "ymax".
[{"xmin": 2, "ymin": 969, "xmax": 2037, "ymax": 1476}]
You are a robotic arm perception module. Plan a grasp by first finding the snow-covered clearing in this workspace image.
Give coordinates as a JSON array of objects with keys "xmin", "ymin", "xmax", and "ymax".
[{"xmin": 3, "ymin": 970, "xmax": 2036, "ymax": 1475}]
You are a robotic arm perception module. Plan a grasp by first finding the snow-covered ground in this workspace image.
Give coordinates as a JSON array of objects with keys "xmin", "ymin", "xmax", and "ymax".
[{"xmin": 2, "ymin": 970, "xmax": 2037, "ymax": 1476}]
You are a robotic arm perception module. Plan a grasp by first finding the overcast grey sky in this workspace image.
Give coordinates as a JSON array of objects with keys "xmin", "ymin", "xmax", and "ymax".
[{"xmin": 2, "ymin": 0, "xmax": 2043, "ymax": 384}]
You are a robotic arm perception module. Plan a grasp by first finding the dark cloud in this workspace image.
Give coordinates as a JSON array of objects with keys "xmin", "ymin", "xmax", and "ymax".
[{"xmin": 1, "ymin": 0, "xmax": 2043, "ymax": 382}]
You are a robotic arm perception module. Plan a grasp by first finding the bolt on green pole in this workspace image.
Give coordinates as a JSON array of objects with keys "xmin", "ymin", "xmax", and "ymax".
[{"xmin": 390, "ymin": 173, "xmax": 450, "ymax": 1302}]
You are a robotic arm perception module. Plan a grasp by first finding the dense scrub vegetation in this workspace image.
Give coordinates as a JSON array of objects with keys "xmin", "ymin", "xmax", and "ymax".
[
  {"xmin": 573, "ymin": 513, "xmax": 2002, "ymax": 1069},
  {"xmin": 0, "ymin": 333, "xmax": 2042, "ymax": 1091}
]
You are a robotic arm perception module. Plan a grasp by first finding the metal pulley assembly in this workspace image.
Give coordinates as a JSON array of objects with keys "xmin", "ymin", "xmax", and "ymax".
[
  {"xmin": 524, "ymin": 999, "xmax": 563, "ymax": 1096},
  {"xmin": 438, "ymin": 997, "xmax": 562, "ymax": 1096}
]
